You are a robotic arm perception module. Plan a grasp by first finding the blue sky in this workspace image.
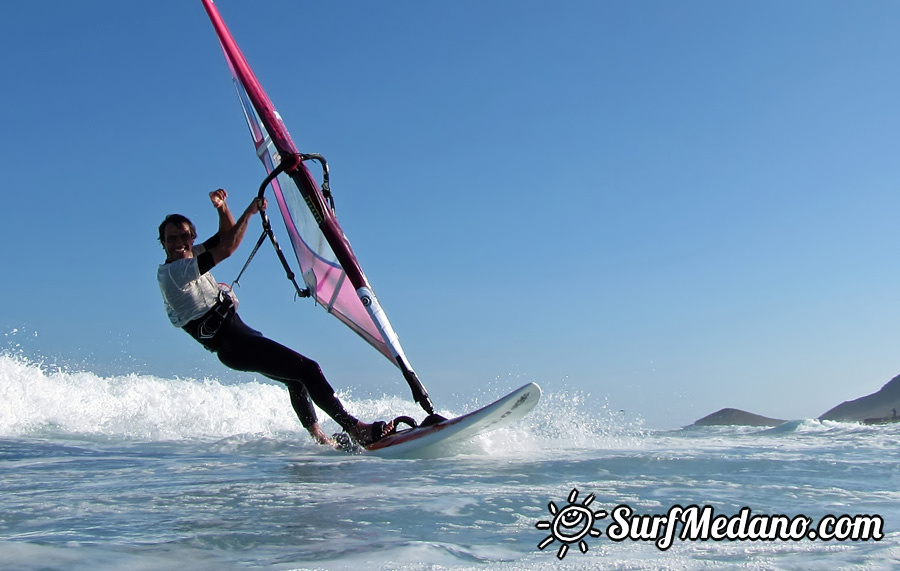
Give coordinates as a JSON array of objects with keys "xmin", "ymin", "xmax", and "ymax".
[{"xmin": 2, "ymin": 1, "xmax": 900, "ymax": 428}]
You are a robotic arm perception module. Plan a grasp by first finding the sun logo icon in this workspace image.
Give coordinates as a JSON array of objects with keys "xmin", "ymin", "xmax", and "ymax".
[{"xmin": 536, "ymin": 488, "xmax": 606, "ymax": 559}]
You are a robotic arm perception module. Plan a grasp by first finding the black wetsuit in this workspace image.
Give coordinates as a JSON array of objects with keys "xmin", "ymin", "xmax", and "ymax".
[{"xmin": 176, "ymin": 237, "xmax": 359, "ymax": 432}]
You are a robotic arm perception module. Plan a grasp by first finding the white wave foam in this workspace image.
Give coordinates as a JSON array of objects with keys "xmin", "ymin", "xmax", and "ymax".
[
  {"xmin": 0, "ymin": 353, "xmax": 302, "ymax": 440},
  {"xmin": 0, "ymin": 354, "xmax": 646, "ymax": 453}
]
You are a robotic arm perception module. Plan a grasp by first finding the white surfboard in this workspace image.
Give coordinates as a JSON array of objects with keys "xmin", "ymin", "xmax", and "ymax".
[{"xmin": 362, "ymin": 382, "xmax": 541, "ymax": 458}]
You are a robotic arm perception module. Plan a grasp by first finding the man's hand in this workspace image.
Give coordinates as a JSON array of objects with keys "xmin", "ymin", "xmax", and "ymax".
[
  {"xmin": 248, "ymin": 197, "xmax": 267, "ymax": 215},
  {"xmin": 208, "ymin": 195, "xmax": 266, "ymax": 266},
  {"xmin": 209, "ymin": 189, "xmax": 228, "ymax": 210}
]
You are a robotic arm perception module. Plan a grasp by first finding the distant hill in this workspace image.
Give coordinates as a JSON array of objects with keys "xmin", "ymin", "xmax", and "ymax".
[
  {"xmin": 818, "ymin": 374, "xmax": 900, "ymax": 423},
  {"xmin": 692, "ymin": 408, "xmax": 786, "ymax": 427},
  {"xmin": 691, "ymin": 373, "xmax": 900, "ymax": 427}
]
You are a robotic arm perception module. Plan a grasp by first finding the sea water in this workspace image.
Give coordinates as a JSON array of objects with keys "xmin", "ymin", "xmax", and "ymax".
[{"xmin": 0, "ymin": 352, "xmax": 898, "ymax": 570}]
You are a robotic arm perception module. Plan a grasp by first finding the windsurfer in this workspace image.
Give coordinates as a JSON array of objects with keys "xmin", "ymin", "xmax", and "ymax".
[{"xmin": 157, "ymin": 189, "xmax": 395, "ymax": 447}]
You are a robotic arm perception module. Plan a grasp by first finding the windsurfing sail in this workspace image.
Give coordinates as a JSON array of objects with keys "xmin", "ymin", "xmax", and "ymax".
[{"xmin": 200, "ymin": 0, "xmax": 436, "ymax": 416}]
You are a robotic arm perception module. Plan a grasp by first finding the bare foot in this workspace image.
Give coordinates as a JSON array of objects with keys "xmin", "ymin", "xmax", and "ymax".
[{"xmin": 348, "ymin": 420, "xmax": 395, "ymax": 446}]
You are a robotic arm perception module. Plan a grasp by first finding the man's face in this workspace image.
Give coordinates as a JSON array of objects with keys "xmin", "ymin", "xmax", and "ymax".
[{"xmin": 163, "ymin": 221, "xmax": 195, "ymax": 262}]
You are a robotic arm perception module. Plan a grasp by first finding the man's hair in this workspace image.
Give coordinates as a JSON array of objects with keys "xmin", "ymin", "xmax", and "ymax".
[{"xmin": 158, "ymin": 214, "xmax": 197, "ymax": 245}]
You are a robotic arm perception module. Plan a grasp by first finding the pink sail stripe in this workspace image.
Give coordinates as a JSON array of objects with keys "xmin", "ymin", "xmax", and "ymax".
[
  {"xmin": 200, "ymin": 0, "xmax": 436, "ymax": 413},
  {"xmin": 202, "ymin": 0, "xmax": 394, "ymax": 359}
]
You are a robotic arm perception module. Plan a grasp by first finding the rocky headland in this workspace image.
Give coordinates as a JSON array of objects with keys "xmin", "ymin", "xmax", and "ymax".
[
  {"xmin": 692, "ymin": 373, "xmax": 900, "ymax": 427},
  {"xmin": 692, "ymin": 408, "xmax": 785, "ymax": 427}
]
